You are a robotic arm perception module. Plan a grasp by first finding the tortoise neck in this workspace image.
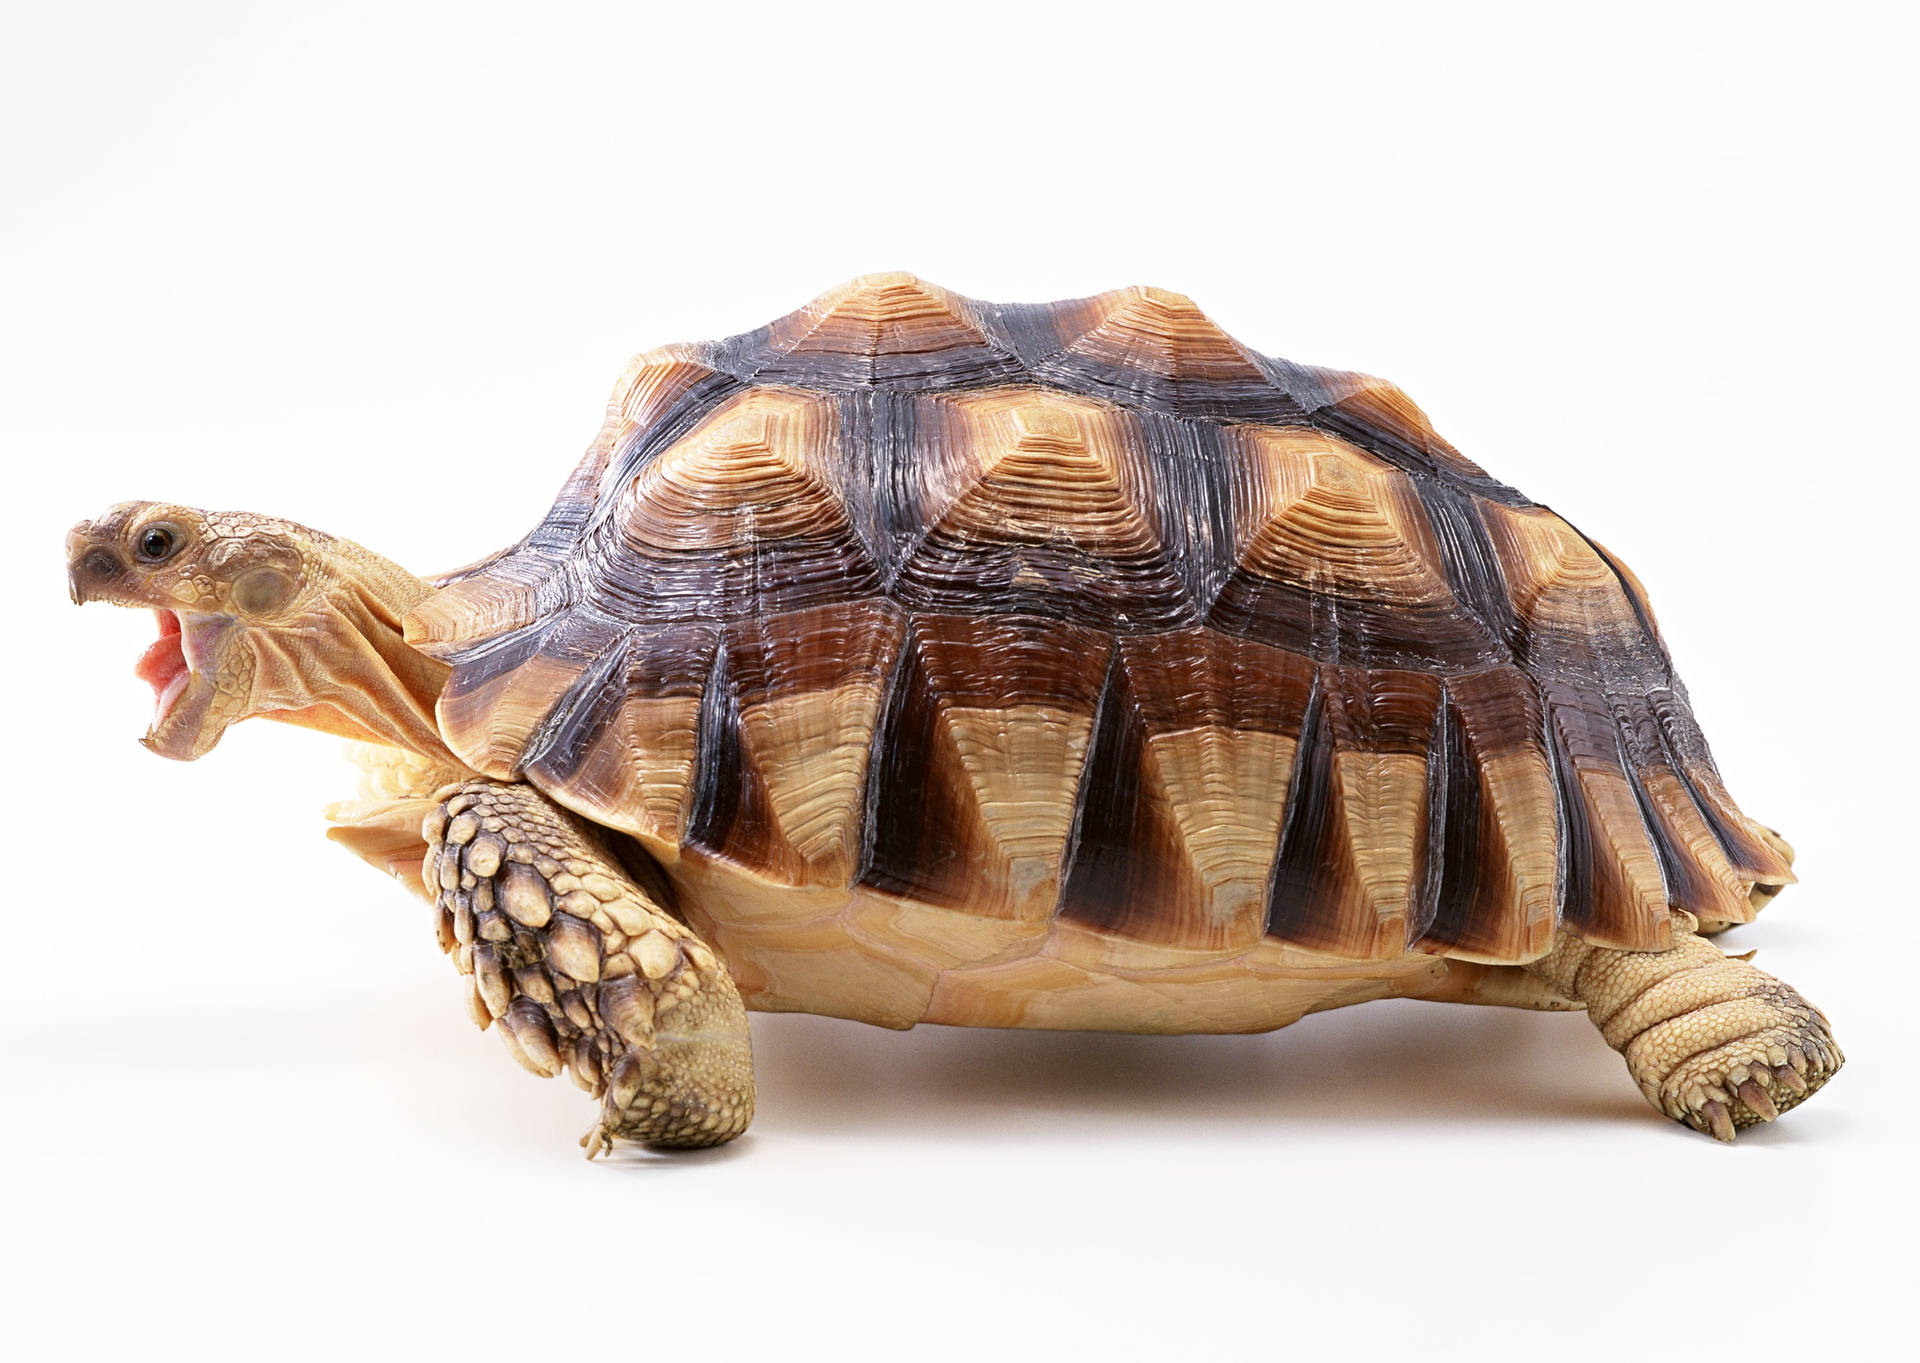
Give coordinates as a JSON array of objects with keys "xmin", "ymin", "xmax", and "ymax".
[{"xmin": 263, "ymin": 541, "xmax": 464, "ymax": 769}]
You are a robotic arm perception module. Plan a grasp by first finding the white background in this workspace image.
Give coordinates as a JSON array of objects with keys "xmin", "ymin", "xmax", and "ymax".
[{"xmin": 5, "ymin": 2, "xmax": 1914, "ymax": 1359}]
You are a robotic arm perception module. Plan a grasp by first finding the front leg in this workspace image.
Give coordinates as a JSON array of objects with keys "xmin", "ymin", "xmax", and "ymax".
[
  {"xmin": 423, "ymin": 780, "xmax": 754, "ymax": 1153},
  {"xmin": 1525, "ymin": 911, "xmax": 1841, "ymax": 1140}
]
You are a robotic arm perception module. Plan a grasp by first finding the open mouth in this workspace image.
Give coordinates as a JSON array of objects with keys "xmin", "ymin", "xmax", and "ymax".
[{"xmin": 134, "ymin": 609, "xmax": 193, "ymax": 727}]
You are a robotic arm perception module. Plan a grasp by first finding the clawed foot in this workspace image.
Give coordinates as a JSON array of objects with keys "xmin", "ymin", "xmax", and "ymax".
[
  {"xmin": 1649, "ymin": 989, "xmax": 1843, "ymax": 1141},
  {"xmin": 423, "ymin": 780, "xmax": 757, "ymax": 1155}
]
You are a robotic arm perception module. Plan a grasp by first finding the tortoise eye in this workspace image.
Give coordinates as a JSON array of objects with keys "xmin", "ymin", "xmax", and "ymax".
[{"xmin": 137, "ymin": 524, "xmax": 180, "ymax": 561}]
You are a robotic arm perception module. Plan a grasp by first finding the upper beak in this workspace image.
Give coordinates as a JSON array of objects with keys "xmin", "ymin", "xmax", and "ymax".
[{"xmin": 67, "ymin": 523, "xmax": 134, "ymax": 607}]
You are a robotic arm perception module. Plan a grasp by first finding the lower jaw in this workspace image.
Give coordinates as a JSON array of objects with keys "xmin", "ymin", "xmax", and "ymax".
[
  {"xmin": 142, "ymin": 676, "xmax": 214, "ymax": 760},
  {"xmin": 152, "ymin": 668, "xmax": 192, "ymax": 732}
]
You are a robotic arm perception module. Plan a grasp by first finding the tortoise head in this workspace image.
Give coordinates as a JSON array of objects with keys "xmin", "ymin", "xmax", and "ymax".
[{"xmin": 67, "ymin": 501, "xmax": 455, "ymax": 763}]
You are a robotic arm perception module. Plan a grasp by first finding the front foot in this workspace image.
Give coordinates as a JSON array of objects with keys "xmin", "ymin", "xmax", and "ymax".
[
  {"xmin": 423, "ymin": 780, "xmax": 755, "ymax": 1153},
  {"xmin": 1638, "ymin": 976, "xmax": 1843, "ymax": 1141}
]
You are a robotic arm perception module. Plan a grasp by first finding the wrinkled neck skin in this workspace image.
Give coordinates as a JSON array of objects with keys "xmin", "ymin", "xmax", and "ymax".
[{"xmin": 254, "ymin": 543, "xmax": 459, "ymax": 764}]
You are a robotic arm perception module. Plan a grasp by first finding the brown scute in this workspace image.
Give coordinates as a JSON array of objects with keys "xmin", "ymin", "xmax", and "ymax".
[
  {"xmin": 1264, "ymin": 667, "xmax": 1445, "ymax": 958},
  {"xmin": 1677, "ymin": 759, "xmax": 1796, "ymax": 888},
  {"xmin": 1587, "ymin": 537, "xmax": 1666, "ymax": 651},
  {"xmin": 1417, "ymin": 668, "xmax": 1560, "ymax": 960},
  {"xmin": 1642, "ymin": 687, "xmax": 1795, "ymax": 889},
  {"xmin": 684, "ymin": 602, "xmax": 906, "ymax": 885},
  {"xmin": 597, "ymin": 387, "xmax": 881, "ymax": 620},
  {"xmin": 1019, "ymin": 286, "xmax": 1303, "ymax": 421},
  {"xmin": 1313, "ymin": 372, "xmax": 1497, "ymax": 486},
  {"xmin": 408, "ymin": 553, "xmax": 551, "ymax": 661},
  {"xmin": 1207, "ymin": 425, "xmax": 1503, "ymax": 668},
  {"xmin": 891, "ymin": 388, "xmax": 1194, "ymax": 629},
  {"xmin": 1634, "ymin": 761, "xmax": 1761, "ymax": 926},
  {"xmin": 860, "ymin": 614, "xmax": 1110, "ymax": 920},
  {"xmin": 727, "ymin": 272, "xmax": 1023, "ymax": 389},
  {"xmin": 1059, "ymin": 633, "xmax": 1314, "ymax": 949},
  {"xmin": 435, "ymin": 621, "xmax": 573, "ymax": 778},
  {"xmin": 1545, "ymin": 689, "xmax": 1673, "ymax": 950},
  {"xmin": 521, "ymin": 623, "xmax": 720, "ymax": 859},
  {"xmin": 406, "ymin": 344, "xmax": 743, "ymax": 661},
  {"xmin": 417, "ymin": 273, "xmax": 1790, "ymax": 965}
]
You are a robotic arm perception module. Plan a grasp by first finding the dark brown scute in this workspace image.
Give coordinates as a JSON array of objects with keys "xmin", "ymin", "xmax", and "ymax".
[
  {"xmin": 859, "ymin": 614, "xmax": 1110, "ymax": 920},
  {"xmin": 1204, "ymin": 425, "xmax": 1506, "ymax": 670},
  {"xmin": 886, "ymin": 388, "xmax": 1197, "ymax": 630},
  {"xmin": 1264, "ymin": 667, "xmax": 1445, "ymax": 958},
  {"xmin": 1004, "ymin": 287, "xmax": 1311, "ymax": 423},
  {"xmin": 684, "ymin": 602, "xmax": 905, "ymax": 885},
  {"xmin": 520, "ymin": 620, "xmax": 720, "ymax": 839},
  {"xmin": 1418, "ymin": 667, "xmax": 1560, "ymax": 959},
  {"xmin": 1059, "ymin": 633, "xmax": 1315, "ymax": 948},
  {"xmin": 713, "ymin": 274, "xmax": 1026, "ymax": 390},
  {"xmin": 409, "ymin": 275, "xmax": 1790, "ymax": 963},
  {"xmin": 1309, "ymin": 371, "xmax": 1528, "ymax": 506}
]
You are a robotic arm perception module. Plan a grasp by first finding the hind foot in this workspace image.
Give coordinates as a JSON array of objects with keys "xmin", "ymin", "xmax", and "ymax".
[
  {"xmin": 1636, "ymin": 977, "xmax": 1843, "ymax": 1140},
  {"xmin": 1525, "ymin": 910, "xmax": 1842, "ymax": 1141}
]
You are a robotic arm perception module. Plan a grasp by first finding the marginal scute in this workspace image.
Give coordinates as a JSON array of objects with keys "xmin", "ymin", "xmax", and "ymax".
[
  {"xmin": 1482, "ymin": 500, "xmax": 1703, "ymax": 949},
  {"xmin": 860, "ymin": 614, "xmax": 1110, "ymax": 921},
  {"xmin": 1635, "ymin": 756, "xmax": 1760, "ymax": 925},
  {"xmin": 523, "ymin": 624, "xmax": 719, "ymax": 861},
  {"xmin": 1264, "ymin": 667, "xmax": 1445, "ymax": 958},
  {"xmin": 1417, "ymin": 667, "xmax": 1561, "ymax": 961},
  {"xmin": 435, "ymin": 620, "xmax": 578, "ymax": 779},
  {"xmin": 1551, "ymin": 708, "xmax": 1674, "ymax": 950},
  {"xmin": 684, "ymin": 601, "xmax": 906, "ymax": 885},
  {"xmin": 415, "ymin": 277, "xmax": 1791, "ymax": 969},
  {"xmin": 1059, "ymin": 631, "xmax": 1315, "ymax": 949}
]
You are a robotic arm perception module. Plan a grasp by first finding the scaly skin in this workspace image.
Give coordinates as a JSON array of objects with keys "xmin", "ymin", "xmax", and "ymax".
[
  {"xmin": 1524, "ymin": 910, "xmax": 1842, "ymax": 1139},
  {"xmin": 423, "ymin": 779, "xmax": 755, "ymax": 1153}
]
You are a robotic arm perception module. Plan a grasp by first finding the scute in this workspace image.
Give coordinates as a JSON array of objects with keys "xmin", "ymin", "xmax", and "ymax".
[{"xmin": 405, "ymin": 273, "xmax": 1793, "ymax": 967}]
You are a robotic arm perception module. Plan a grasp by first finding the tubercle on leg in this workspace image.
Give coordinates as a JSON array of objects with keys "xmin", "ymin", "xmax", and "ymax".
[{"xmin": 422, "ymin": 779, "xmax": 754, "ymax": 1151}]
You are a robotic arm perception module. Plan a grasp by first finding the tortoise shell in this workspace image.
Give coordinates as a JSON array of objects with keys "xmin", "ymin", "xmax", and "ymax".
[{"xmin": 405, "ymin": 274, "xmax": 1791, "ymax": 989}]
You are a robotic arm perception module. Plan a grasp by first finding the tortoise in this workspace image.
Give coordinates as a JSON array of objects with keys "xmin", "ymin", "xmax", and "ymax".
[{"xmin": 67, "ymin": 273, "xmax": 1841, "ymax": 1151}]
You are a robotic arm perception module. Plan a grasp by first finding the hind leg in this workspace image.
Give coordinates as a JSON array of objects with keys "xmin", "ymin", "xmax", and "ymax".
[
  {"xmin": 420, "ymin": 779, "xmax": 754, "ymax": 1154},
  {"xmin": 1523, "ymin": 910, "xmax": 1841, "ymax": 1140}
]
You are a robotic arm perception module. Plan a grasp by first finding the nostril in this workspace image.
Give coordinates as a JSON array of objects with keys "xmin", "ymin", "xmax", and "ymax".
[{"xmin": 82, "ymin": 548, "xmax": 122, "ymax": 579}]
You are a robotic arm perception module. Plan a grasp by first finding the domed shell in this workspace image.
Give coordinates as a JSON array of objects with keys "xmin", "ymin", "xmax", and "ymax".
[{"xmin": 405, "ymin": 273, "xmax": 1792, "ymax": 965}]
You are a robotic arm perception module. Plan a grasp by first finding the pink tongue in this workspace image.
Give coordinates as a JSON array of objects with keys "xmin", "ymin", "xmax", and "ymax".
[{"xmin": 135, "ymin": 612, "xmax": 188, "ymax": 697}]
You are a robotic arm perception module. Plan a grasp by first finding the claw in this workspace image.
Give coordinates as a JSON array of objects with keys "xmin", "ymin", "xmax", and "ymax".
[
  {"xmin": 1700, "ymin": 1099, "xmax": 1737, "ymax": 1142},
  {"xmin": 580, "ymin": 1121, "xmax": 612, "ymax": 1161},
  {"xmin": 1774, "ymin": 1062, "xmax": 1808, "ymax": 1096},
  {"xmin": 1735, "ymin": 1078, "xmax": 1779, "ymax": 1121}
]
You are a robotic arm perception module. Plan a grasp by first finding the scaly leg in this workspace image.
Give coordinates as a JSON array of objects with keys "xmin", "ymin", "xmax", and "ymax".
[
  {"xmin": 421, "ymin": 779, "xmax": 754, "ymax": 1154},
  {"xmin": 1524, "ymin": 910, "xmax": 1841, "ymax": 1140}
]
